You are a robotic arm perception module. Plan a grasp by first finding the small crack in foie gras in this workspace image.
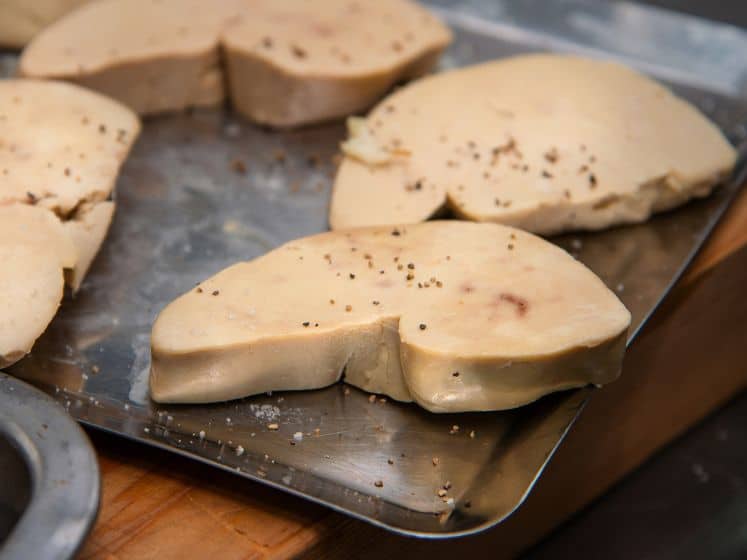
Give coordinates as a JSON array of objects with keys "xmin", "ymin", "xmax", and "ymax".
[
  {"xmin": 18, "ymin": 0, "xmax": 452, "ymax": 127},
  {"xmin": 329, "ymin": 54, "xmax": 737, "ymax": 235},
  {"xmin": 0, "ymin": 79, "xmax": 140, "ymax": 366},
  {"xmin": 150, "ymin": 222, "xmax": 631, "ymax": 412}
]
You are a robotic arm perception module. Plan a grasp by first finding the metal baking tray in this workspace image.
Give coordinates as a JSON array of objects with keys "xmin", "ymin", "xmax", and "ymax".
[{"xmin": 4, "ymin": 0, "xmax": 747, "ymax": 538}]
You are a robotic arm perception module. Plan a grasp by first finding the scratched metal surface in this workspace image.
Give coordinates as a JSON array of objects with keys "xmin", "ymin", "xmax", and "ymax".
[{"xmin": 4, "ymin": 0, "xmax": 747, "ymax": 537}]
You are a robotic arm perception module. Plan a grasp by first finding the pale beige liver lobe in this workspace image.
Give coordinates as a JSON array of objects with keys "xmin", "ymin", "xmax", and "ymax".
[
  {"xmin": 0, "ymin": 79, "xmax": 139, "ymax": 366},
  {"xmin": 329, "ymin": 54, "xmax": 737, "ymax": 235},
  {"xmin": 19, "ymin": 0, "xmax": 452, "ymax": 126},
  {"xmin": 151, "ymin": 222, "xmax": 631, "ymax": 412}
]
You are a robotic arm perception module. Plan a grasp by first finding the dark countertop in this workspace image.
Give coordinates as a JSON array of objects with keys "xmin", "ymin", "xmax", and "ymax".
[{"xmin": 525, "ymin": 390, "xmax": 747, "ymax": 559}]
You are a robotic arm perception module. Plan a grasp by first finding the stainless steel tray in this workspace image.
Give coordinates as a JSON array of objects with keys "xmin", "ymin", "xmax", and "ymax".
[{"xmin": 5, "ymin": 0, "xmax": 747, "ymax": 538}]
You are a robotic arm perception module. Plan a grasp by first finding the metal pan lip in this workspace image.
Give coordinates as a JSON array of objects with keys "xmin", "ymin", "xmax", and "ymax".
[{"xmin": 0, "ymin": 374, "xmax": 100, "ymax": 560}]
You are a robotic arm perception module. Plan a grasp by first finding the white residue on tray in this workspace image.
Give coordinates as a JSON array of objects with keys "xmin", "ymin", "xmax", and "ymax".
[
  {"xmin": 128, "ymin": 333, "xmax": 152, "ymax": 405},
  {"xmin": 250, "ymin": 403, "xmax": 281, "ymax": 422}
]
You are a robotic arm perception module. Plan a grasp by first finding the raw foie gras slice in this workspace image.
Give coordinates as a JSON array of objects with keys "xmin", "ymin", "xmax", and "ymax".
[
  {"xmin": 150, "ymin": 221, "xmax": 631, "ymax": 412},
  {"xmin": 0, "ymin": 80, "xmax": 138, "ymax": 365},
  {"xmin": 0, "ymin": 0, "xmax": 89, "ymax": 48},
  {"xmin": 329, "ymin": 54, "xmax": 737, "ymax": 235},
  {"xmin": 18, "ymin": 0, "xmax": 242, "ymax": 115},
  {"xmin": 0, "ymin": 79, "xmax": 139, "ymax": 216},
  {"xmin": 0, "ymin": 79, "xmax": 139, "ymax": 293},
  {"xmin": 0, "ymin": 205, "xmax": 76, "ymax": 367},
  {"xmin": 222, "ymin": 0, "xmax": 452, "ymax": 127}
]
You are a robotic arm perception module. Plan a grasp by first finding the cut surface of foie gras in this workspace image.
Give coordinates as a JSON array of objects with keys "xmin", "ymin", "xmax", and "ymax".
[
  {"xmin": 0, "ymin": 205, "xmax": 76, "ymax": 367},
  {"xmin": 19, "ymin": 0, "xmax": 452, "ymax": 125},
  {"xmin": 0, "ymin": 79, "xmax": 139, "ymax": 216},
  {"xmin": 329, "ymin": 54, "xmax": 737, "ymax": 235},
  {"xmin": 222, "ymin": 0, "xmax": 452, "ymax": 126},
  {"xmin": 151, "ymin": 222, "xmax": 631, "ymax": 412},
  {"xmin": 0, "ymin": 79, "xmax": 139, "ymax": 287},
  {"xmin": 18, "ymin": 0, "xmax": 242, "ymax": 115},
  {"xmin": 0, "ymin": 79, "xmax": 139, "ymax": 366}
]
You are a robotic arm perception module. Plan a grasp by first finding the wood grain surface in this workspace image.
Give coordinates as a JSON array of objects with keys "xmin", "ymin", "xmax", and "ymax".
[{"xmin": 78, "ymin": 187, "xmax": 747, "ymax": 560}]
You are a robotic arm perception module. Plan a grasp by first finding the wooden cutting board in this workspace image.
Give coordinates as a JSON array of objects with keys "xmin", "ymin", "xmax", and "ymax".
[{"xmin": 78, "ymin": 186, "xmax": 747, "ymax": 560}]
